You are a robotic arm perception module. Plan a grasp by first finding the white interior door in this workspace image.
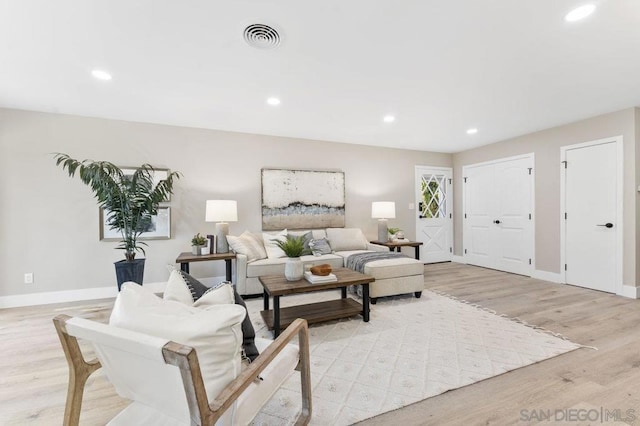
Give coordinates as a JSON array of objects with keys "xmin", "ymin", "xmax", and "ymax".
[
  {"xmin": 464, "ymin": 164, "xmax": 494, "ymax": 269},
  {"xmin": 563, "ymin": 139, "xmax": 622, "ymax": 293},
  {"xmin": 463, "ymin": 154, "xmax": 534, "ymax": 275},
  {"xmin": 494, "ymin": 158, "xmax": 533, "ymax": 275},
  {"xmin": 415, "ymin": 166, "xmax": 452, "ymax": 263}
]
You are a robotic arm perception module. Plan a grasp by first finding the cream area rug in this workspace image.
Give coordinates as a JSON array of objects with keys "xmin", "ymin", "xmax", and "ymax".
[{"xmin": 244, "ymin": 290, "xmax": 581, "ymax": 426}]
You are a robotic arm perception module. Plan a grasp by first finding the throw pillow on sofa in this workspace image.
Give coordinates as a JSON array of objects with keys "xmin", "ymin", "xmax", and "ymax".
[
  {"xmin": 325, "ymin": 228, "xmax": 369, "ymax": 251},
  {"xmin": 262, "ymin": 229, "xmax": 288, "ymax": 259},
  {"xmin": 309, "ymin": 238, "xmax": 332, "ymax": 256},
  {"xmin": 163, "ymin": 268, "xmax": 260, "ymax": 361},
  {"xmin": 288, "ymin": 230, "xmax": 313, "ymax": 250},
  {"xmin": 110, "ymin": 283, "xmax": 246, "ymax": 404},
  {"xmin": 227, "ymin": 231, "xmax": 267, "ymax": 262}
]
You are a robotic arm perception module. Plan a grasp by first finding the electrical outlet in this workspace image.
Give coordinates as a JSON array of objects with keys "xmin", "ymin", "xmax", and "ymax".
[{"xmin": 24, "ymin": 273, "xmax": 33, "ymax": 284}]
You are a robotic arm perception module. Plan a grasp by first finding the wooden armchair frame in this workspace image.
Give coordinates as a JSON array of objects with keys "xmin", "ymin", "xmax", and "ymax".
[{"xmin": 53, "ymin": 315, "xmax": 312, "ymax": 426}]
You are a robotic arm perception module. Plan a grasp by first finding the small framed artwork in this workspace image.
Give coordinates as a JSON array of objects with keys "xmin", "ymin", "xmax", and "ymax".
[
  {"xmin": 121, "ymin": 167, "xmax": 171, "ymax": 202},
  {"xmin": 100, "ymin": 206, "xmax": 172, "ymax": 241}
]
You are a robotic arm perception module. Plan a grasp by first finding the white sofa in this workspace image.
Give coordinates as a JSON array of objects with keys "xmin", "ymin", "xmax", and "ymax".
[{"xmin": 232, "ymin": 228, "xmax": 425, "ymax": 302}]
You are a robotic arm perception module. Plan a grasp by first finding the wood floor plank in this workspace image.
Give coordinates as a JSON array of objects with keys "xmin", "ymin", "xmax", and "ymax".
[{"xmin": 3, "ymin": 263, "xmax": 640, "ymax": 425}]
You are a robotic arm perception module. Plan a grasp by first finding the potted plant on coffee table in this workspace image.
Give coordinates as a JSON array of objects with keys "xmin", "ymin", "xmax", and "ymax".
[
  {"xmin": 274, "ymin": 235, "xmax": 311, "ymax": 281},
  {"xmin": 54, "ymin": 153, "xmax": 180, "ymax": 290}
]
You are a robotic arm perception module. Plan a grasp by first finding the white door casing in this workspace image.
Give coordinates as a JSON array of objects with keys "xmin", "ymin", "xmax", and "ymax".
[
  {"xmin": 463, "ymin": 154, "xmax": 534, "ymax": 276},
  {"xmin": 415, "ymin": 166, "xmax": 452, "ymax": 263},
  {"xmin": 561, "ymin": 137, "xmax": 623, "ymax": 294}
]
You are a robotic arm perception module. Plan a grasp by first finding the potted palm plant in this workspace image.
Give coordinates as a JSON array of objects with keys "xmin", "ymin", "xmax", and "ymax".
[
  {"xmin": 274, "ymin": 235, "xmax": 311, "ymax": 281},
  {"xmin": 54, "ymin": 153, "xmax": 180, "ymax": 290}
]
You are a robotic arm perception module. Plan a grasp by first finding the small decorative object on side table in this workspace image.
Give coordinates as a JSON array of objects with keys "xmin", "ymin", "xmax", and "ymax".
[
  {"xmin": 369, "ymin": 239, "xmax": 423, "ymax": 260},
  {"xmin": 191, "ymin": 233, "xmax": 207, "ymax": 255}
]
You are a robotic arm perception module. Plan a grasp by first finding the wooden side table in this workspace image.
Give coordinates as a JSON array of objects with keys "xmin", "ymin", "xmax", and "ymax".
[
  {"xmin": 369, "ymin": 240, "xmax": 423, "ymax": 260},
  {"xmin": 175, "ymin": 252, "xmax": 236, "ymax": 281}
]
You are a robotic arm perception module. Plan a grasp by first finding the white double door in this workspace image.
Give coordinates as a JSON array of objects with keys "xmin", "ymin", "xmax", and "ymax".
[
  {"xmin": 562, "ymin": 138, "xmax": 622, "ymax": 294},
  {"xmin": 463, "ymin": 154, "xmax": 534, "ymax": 275}
]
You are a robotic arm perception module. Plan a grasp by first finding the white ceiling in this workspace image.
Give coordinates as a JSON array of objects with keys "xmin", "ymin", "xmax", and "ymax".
[{"xmin": 1, "ymin": 0, "xmax": 639, "ymax": 153}]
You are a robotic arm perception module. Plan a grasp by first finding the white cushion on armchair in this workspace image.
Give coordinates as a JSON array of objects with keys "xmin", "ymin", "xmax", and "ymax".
[{"xmin": 109, "ymin": 283, "xmax": 246, "ymax": 422}]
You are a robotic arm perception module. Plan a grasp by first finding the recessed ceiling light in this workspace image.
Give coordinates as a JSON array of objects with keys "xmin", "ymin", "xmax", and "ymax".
[
  {"xmin": 266, "ymin": 97, "xmax": 281, "ymax": 106},
  {"xmin": 383, "ymin": 115, "xmax": 395, "ymax": 123},
  {"xmin": 565, "ymin": 4, "xmax": 596, "ymax": 22},
  {"xmin": 466, "ymin": 128, "xmax": 478, "ymax": 135},
  {"xmin": 91, "ymin": 69, "xmax": 112, "ymax": 81}
]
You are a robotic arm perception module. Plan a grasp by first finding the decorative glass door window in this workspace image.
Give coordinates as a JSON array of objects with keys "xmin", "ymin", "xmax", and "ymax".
[{"xmin": 420, "ymin": 174, "xmax": 447, "ymax": 218}]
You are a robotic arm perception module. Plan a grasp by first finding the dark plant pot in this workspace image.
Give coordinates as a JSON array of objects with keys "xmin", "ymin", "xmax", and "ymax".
[{"xmin": 114, "ymin": 258, "xmax": 145, "ymax": 291}]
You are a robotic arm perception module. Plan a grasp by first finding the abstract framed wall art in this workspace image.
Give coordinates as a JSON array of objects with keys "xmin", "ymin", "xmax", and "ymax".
[
  {"xmin": 261, "ymin": 168, "xmax": 345, "ymax": 230},
  {"xmin": 121, "ymin": 167, "xmax": 171, "ymax": 202},
  {"xmin": 100, "ymin": 206, "xmax": 171, "ymax": 241}
]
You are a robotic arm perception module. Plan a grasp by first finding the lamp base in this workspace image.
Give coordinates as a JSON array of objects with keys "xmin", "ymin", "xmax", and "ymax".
[
  {"xmin": 215, "ymin": 223, "xmax": 230, "ymax": 253},
  {"xmin": 377, "ymin": 219, "xmax": 389, "ymax": 243}
]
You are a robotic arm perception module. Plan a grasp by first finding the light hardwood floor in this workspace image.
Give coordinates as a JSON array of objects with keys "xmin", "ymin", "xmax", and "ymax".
[{"xmin": 2, "ymin": 263, "xmax": 640, "ymax": 425}]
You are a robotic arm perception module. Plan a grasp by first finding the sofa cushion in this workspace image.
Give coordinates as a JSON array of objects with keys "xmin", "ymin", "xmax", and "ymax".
[
  {"xmin": 333, "ymin": 250, "xmax": 375, "ymax": 267},
  {"xmin": 326, "ymin": 228, "xmax": 368, "ymax": 251},
  {"xmin": 247, "ymin": 253, "xmax": 343, "ymax": 277},
  {"xmin": 246, "ymin": 257, "xmax": 289, "ymax": 277},
  {"xmin": 110, "ymin": 283, "xmax": 246, "ymax": 405},
  {"xmin": 263, "ymin": 229, "xmax": 287, "ymax": 259},
  {"xmin": 227, "ymin": 231, "xmax": 267, "ymax": 262}
]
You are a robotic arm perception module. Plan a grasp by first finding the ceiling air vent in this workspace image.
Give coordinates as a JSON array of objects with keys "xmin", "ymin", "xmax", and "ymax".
[{"xmin": 243, "ymin": 24, "xmax": 281, "ymax": 49}]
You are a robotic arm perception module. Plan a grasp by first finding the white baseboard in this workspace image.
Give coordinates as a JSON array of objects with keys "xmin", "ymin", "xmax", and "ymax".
[
  {"xmin": 621, "ymin": 285, "xmax": 640, "ymax": 299},
  {"xmin": 0, "ymin": 275, "xmax": 229, "ymax": 309},
  {"xmin": 451, "ymin": 255, "xmax": 465, "ymax": 264},
  {"xmin": 0, "ymin": 281, "xmax": 167, "ymax": 309},
  {"xmin": 531, "ymin": 269, "xmax": 563, "ymax": 283}
]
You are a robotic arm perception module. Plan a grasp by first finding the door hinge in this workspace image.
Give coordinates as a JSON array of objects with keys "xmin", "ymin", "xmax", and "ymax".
[
  {"xmin": 464, "ymin": 249, "xmax": 467, "ymax": 254},
  {"xmin": 449, "ymin": 213, "xmax": 452, "ymax": 219},
  {"xmin": 529, "ymin": 258, "xmax": 532, "ymax": 265},
  {"xmin": 564, "ymin": 264, "xmax": 567, "ymax": 271},
  {"xmin": 528, "ymin": 168, "xmax": 532, "ymax": 175},
  {"xmin": 464, "ymin": 213, "xmax": 467, "ymax": 219},
  {"xmin": 450, "ymin": 247, "xmax": 453, "ymax": 253},
  {"xmin": 448, "ymin": 178, "xmax": 452, "ymax": 184},
  {"xmin": 464, "ymin": 177, "xmax": 467, "ymax": 183},
  {"xmin": 529, "ymin": 213, "xmax": 532, "ymax": 220},
  {"xmin": 564, "ymin": 212, "xmax": 567, "ymax": 220},
  {"xmin": 561, "ymin": 161, "xmax": 567, "ymax": 169}
]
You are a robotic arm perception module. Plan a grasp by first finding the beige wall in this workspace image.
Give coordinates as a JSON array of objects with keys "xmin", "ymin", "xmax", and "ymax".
[
  {"xmin": 0, "ymin": 108, "xmax": 451, "ymax": 297},
  {"xmin": 453, "ymin": 108, "xmax": 637, "ymax": 286}
]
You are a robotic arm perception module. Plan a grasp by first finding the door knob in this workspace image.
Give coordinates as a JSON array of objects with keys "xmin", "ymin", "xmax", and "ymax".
[
  {"xmin": 493, "ymin": 220, "xmax": 501, "ymax": 224},
  {"xmin": 596, "ymin": 223, "xmax": 614, "ymax": 228}
]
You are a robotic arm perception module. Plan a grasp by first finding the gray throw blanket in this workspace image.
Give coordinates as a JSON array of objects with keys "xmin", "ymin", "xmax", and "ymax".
[{"xmin": 346, "ymin": 251, "xmax": 409, "ymax": 273}]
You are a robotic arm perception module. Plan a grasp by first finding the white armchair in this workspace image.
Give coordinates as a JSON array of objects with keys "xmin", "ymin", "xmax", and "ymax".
[{"xmin": 53, "ymin": 315, "xmax": 311, "ymax": 425}]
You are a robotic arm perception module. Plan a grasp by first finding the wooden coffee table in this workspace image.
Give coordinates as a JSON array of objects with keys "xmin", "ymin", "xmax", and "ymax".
[{"xmin": 259, "ymin": 267, "xmax": 375, "ymax": 337}]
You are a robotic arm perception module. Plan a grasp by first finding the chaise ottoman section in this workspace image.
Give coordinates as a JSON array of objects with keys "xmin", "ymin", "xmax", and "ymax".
[{"xmin": 350, "ymin": 256, "xmax": 425, "ymax": 303}]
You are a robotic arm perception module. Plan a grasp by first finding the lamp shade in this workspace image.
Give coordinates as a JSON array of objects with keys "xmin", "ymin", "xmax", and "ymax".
[
  {"xmin": 205, "ymin": 200, "xmax": 238, "ymax": 222},
  {"xmin": 371, "ymin": 201, "xmax": 396, "ymax": 219}
]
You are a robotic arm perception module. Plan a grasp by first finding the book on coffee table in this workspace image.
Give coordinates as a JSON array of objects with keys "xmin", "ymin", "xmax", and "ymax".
[{"xmin": 304, "ymin": 271, "xmax": 337, "ymax": 283}]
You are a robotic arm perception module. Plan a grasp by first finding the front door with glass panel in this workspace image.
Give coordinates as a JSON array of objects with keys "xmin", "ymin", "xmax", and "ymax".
[{"xmin": 415, "ymin": 166, "xmax": 452, "ymax": 263}]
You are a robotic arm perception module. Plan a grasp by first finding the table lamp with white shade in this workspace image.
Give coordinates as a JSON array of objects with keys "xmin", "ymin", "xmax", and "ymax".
[
  {"xmin": 371, "ymin": 201, "xmax": 396, "ymax": 243},
  {"xmin": 205, "ymin": 200, "xmax": 237, "ymax": 253}
]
